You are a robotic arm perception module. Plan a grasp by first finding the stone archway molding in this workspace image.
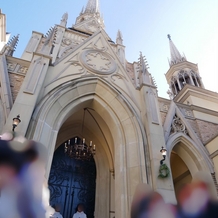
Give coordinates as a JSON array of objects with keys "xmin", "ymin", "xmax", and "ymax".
[
  {"xmin": 167, "ymin": 132, "xmax": 214, "ymax": 175},
  {"xmin": 27, "ymin": 77, "xmax": 149, "ymax": 218}
]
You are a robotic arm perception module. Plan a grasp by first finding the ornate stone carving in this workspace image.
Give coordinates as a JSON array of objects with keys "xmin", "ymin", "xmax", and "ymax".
[
  {"xmin": 167, "ymin": 89, "xmax": 173, "ymax": 100},
  {"xmin": 17, "ymin": 66, "xmax": 28, "ymax": 74},
  {"xmin": 85, "ymin": 20, "xmax": 100, "ymax": 32},
  {"xmin": 159, "ymin": 102, "xmax": 169, "ymax": 112},
  {"xmin": 62, "ymin": 37, "xmax": 72, "ymax": 46},
  {"xmin": 58, "ymin": 36, "xmax": 85, "ymax": 59},
  {"xmin": 111, "ymin": 73, "xmax": 126, "ymax": 81},
  {"xmin": 171, "ymin": 115, "xmax": 188, "ymax": 135},
  {"xmin": 7, "ymin": 62, "xmax": 28, "ymax": 75},
  {"xmin": 184, "ymin": 109, "xmax": 193, "ymax": 117},
  {"xmin": 163, "ymin": 104, "xmax": 169, "ymax": 111},
  {"xmin": 178, "ymin": 106, "xmax": 194, "ymax": 118},
  {"xmin": 80, "ymin": 50, "xmax": 117, "ymax": 75},
  {"xmin": 7, "ymin": 62, "xmax": 17, "ymax": 71}
]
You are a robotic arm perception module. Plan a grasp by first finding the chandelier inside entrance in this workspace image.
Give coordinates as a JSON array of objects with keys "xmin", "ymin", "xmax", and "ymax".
[{"xmin": 64, "ymin": 108, "xmax": 96, "ymax": 161}]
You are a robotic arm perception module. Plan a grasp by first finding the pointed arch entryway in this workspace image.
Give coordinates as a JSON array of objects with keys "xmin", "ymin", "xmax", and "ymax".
[
  {"xmin": 26, "ymin": 77, "xmax": 148, "ymax": 218},
  {"xmin": 167, "ymin": 133, "xmax": 214, "ymax": 200}
]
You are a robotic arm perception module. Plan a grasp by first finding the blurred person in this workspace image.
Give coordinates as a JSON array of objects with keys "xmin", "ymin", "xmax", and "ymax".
[
  {"xmin": 177, "ymin": 171, "xmax": 218, "ymax": 218},
  {"xmin": 50, "ymin": 204, "xmax": 63, "ymax": 218},
  {"xmin": 131, "ymin": 183, "xmax": 153, "ymax": 218},
  {"xmin": 73, "ymin": 203, "xmax": 87, "ymax": 218},
  {"xmin": 0, "ymin": 137, "xmax": 53, "ymax": 218},
  {"xmin": 131, "ymin": 183, "xmax": 177, "ymax": 218}
]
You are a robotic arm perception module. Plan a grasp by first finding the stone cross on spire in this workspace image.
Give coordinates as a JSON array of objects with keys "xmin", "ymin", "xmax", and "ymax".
[{"xmin": 84, "ymin": 0, "xmax": 100, "ymax": 14}]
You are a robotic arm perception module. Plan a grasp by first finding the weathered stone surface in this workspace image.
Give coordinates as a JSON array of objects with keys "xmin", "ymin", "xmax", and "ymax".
[
  {"xmin": 160, "ymin": 111, "xmax": 167, "ymax": 126},
  {"xmin": 196, "ymin": 120, "xmax": 218, "ymax": 144},
  {"xmin": 8, "ymin": 73, "xmax": 25, "ymax": 102},
  {"xmin": 186, "ymin": 119, "xmax": 202, "ymax": 141}
]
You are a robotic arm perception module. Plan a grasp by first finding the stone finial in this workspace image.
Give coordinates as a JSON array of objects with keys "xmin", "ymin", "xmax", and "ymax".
[
  {"xmin": 116, "ymin": 30, "xmax": 123, "ymax": 45},
  {"xmin": 60, "ymin": 12, "xmax": 68, "ymax": 27}
]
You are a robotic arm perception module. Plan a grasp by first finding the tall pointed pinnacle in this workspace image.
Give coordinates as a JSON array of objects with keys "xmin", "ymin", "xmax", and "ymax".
[
  {"xmin": 168, "ymin": 34, "xmax": 186, "ymax": 66},
  {"xmin": 84, "ymin": 0, "xmax": 100, "ymax": 14},
  {"xmin": 1, "ymin": 34, "xmax": 19, "ymax": 56},
  {"xmin": 116, "ymin": 30, "xmax": 123, "ymax": 45},
  {"xmin": 60, "ymin": 12, "xmax": 68, "ymax": 27},
  {"xmin": 139, "ymin": 51, "xmax": 149, "ymax": 73},
  {"xmin": 138, "ymin": 52, "xmax": 156, "ymax": 87}
]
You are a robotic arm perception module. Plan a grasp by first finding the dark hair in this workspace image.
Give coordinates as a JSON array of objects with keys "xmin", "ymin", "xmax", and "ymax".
[
  {"xmin": 75, "ymin": 203, "xmax": 85, "ymax": 212},
  {"xmin": 54, "ymin": 204, "xmax": 61, "ymax": 212},
  {"xmin": 0, "ymin": 140, "xmax": 38, "ymax": 173},
  {"xmin": 0, "ymin": 140, "xmax": 24, "ymax": 172}
]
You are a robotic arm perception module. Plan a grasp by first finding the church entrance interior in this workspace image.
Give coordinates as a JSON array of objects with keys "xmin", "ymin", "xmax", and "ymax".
[
  {"xmin": 170, "ymin": 143, "xmax": 192, "ymax": 199},
  {"xmin": 48, "ymin": 140, "xmax": 96, "ymax": 218}
]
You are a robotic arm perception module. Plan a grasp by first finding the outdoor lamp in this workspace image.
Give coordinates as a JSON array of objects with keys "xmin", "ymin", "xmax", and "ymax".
[
  {"xmin": 12, "ymin": 115, "xmax": 21, "ymax": 131},
  {"xmin": 160, "ymin": 146, "xmax": 167, "ymax": 165}
]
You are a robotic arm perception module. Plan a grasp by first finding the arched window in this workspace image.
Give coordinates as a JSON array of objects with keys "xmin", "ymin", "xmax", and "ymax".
[{"xmin": 171, "ymin": 77, "xmax": 179, "ymax": 95}]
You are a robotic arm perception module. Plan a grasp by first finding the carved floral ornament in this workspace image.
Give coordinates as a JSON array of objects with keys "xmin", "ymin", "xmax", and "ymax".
[{"xmin": 79, "ymin": 49, "xmax": 117, "ymax": 75}]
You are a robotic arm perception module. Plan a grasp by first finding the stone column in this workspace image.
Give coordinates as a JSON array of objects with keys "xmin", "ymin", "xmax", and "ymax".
[
  {"xmin": 140, "ymin": 84, "xmax": 176, "ymax": 204},
  {"xmin": 2, "ymin": 53, "xmax": 51, "ymax": 136}
]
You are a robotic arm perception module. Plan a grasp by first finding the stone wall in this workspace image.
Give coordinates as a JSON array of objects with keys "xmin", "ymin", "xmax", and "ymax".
[{"xmin": 8, "ymin": 73, "xmax": 25, "ymax": 102}]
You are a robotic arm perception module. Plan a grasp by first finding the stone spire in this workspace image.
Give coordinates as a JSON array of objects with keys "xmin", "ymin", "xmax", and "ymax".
[
  {"xmin": 1, "ymin": 34, "xmax": 19, "ymax": 56},
  {"xmin": 84, "ymin": 0, "xmax": 100, "ymax": 14},
  {"xmin": 168, "ymin": 34, "xmax": 186, "ymax": 66},
  {"xmin": 73, "ymin": 0, "xmax": 104, "ymax": 32},
  {"xmin": 165, "ymin": 35, "xmax": 204, "ymax": 99}
]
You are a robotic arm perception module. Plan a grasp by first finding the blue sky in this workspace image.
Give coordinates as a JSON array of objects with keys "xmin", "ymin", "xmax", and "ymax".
[{"xmin": 1, "ymin": 0, "xmax": 218, "ymax": 98}]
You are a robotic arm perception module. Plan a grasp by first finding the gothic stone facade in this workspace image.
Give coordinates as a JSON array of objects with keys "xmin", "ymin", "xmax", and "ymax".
[{"xmin": 0, "ymin": 4, "xmax": 218, "ymax": 218}]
